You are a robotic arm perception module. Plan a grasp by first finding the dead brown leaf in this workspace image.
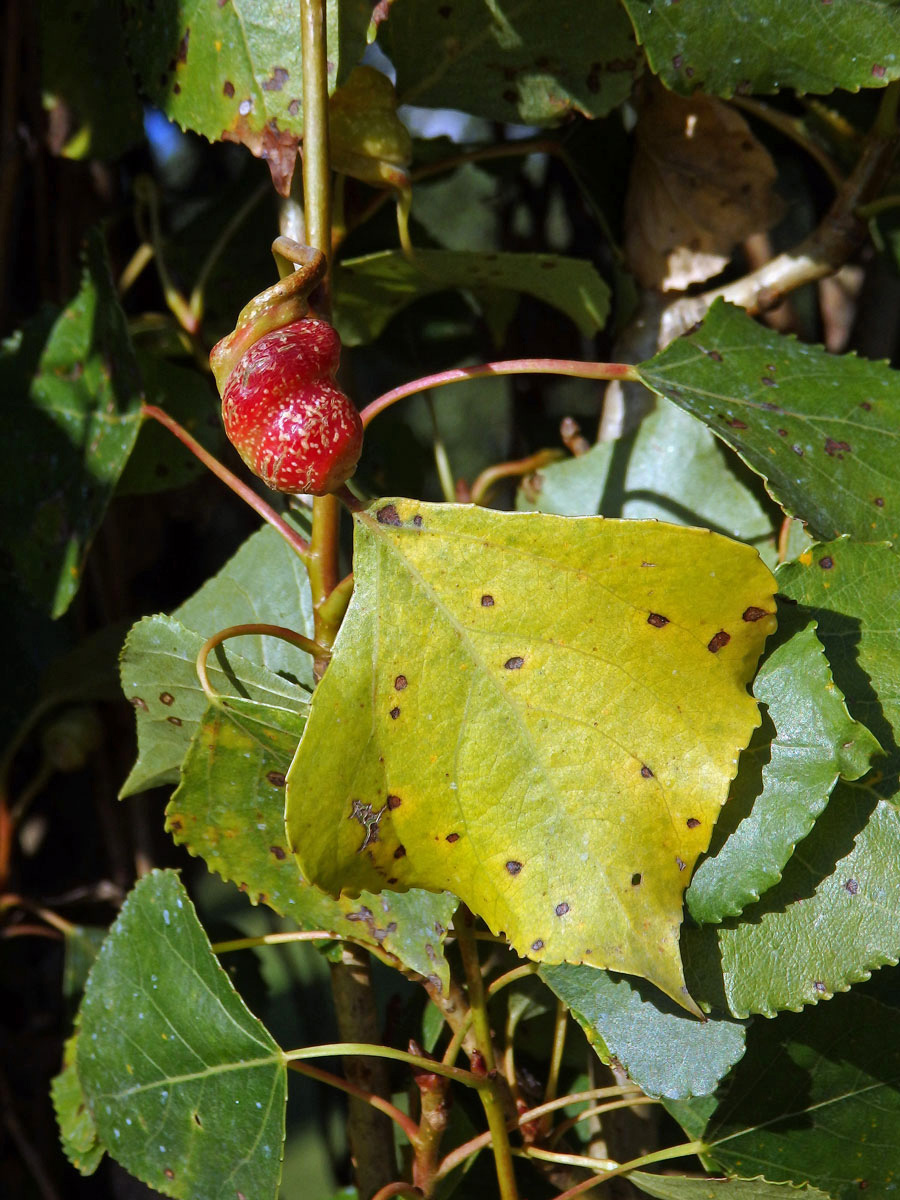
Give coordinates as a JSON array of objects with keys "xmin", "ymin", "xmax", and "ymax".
[{"xmin": 625, "ymin": 81, "xmax": 782, "ymax": 291}]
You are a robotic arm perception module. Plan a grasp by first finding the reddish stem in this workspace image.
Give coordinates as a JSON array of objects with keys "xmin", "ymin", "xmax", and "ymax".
[
  {"xmin": 286, "ymin": 1059, "xmax": 419, "ymax": 1142},
  {"xmin": 360, "ymin": 359, "xmax": 638, "ymax": 429},
  {"xmin": 141, "ymin": 406, "xmax": 310, "ymax": 562}
]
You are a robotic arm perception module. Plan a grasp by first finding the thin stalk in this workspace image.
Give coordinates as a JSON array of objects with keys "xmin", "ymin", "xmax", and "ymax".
[
  {"xmin": 428, "ymin": 397, "xmax": 457, "ymax": 503},
  {"xmin": 371, "ymin": 1185, "xmax": 423, "ymax": 1200},
  {"xmin": 455, "ymin": 911, "xmax": 520, "ymax": 1200},
  {"xmin": 117, "ymin": 242, "xmax": 155, "ymax": 297},
  {"xmin": 189, "ymin": 181, "xmax": 269, "ymax": 324},
  {"xmin": 471, "ymin": 448, "xmax": 565, "ymax": 507},
  {"xmin": 361, "ymin": 360, "xmax": 638, "ymax": 429},
  {"xmin": 286, "ymin": 1059, "xmax": 419, "ymax": 1142},
  {"xmin": 141, "ymin": 406, "xmax": 310, "ymax": 562},
  {"xmin": 519, "ymin": 1146, "xmax": 618, "ymax": 1171},
  {"xmin": 541, "ymin": 998, "xmax": 568, "ymax": 1132},
  {"xmin": 550, "ymin": 1140, "xmax": 706, "ymax": 1200},
  {"xmin": 283, "ymin": 1043, "xmax": 481, "ymax": 1087},
  {"xmin": 195, "ymin": 623, "xmax": 329, "ymax": 705},
  {"xmin": 212, "ymin": 930, "xmax": 335, "ymax": 954},
  {"xmin": 548, "ymin": 1098, "xmax": 659, "ymax": 1148}
]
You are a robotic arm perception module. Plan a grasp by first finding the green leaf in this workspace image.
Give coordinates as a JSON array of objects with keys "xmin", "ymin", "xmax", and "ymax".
[
  {"xmin": 540, "ymin": 964, "xmax": 747, "ymax": 1099},
  {"xmin": 122, "ymin": 0, "xmax": 370, "ymax": 192},
  {"xmin": 117, "ymin": 355, "xmax": 225, "ymax": 495},
  {"xmin": 381, "ymin": 0, "xmax": 639, "ymax": 123},
  {"xmin": 685, "ymin": 785, "xmax": 900, "ymax": 1017},
  {"xmin": 41, "ymin": 0, "xmax": 143, "ymax": 160},
  {"xmin": 286, "ymin": 500, "xmax": 776, "ymax": 1009},
  {"xmin": 777, "ymin": 539, "xmax": 900, "ymax": 776},
  {"xmin": 704, "ymin": 991, "xmax": 900, "ymax": 1198},
  {"xmin": 174, "ymin": 521, "xmax": 316, "ymax": 691},
  {"xmin": 686, "ymin": 616, "xmax": 881, "ymax": 925},
  {"xmin": 0, "ymin": 230, "xmax": 143, "ymax": 616},
  {"xmin": 52, "ymin": 1032, "xmax": 105, "ymax": 1176},
  {"xmin": 630, "ymin": 1174, "xmax": 833, "ymax": 1200},
  {"xmin": 119, "ymin": 614, "xmax": 309, "ymax": 796},
  {"xmin": 621, "ymin": 0, "xmax": 900, "ymax": 96},
  {"xmin": 637, "ymin": 301, "xmax": 900, "ymax": 545},
  {"xmin": 516, "ymin": 395, "xmax": 775, "ymax": 560},
  {"xmin": 334, "ymin": 249, "xmax": 610, "ymax": 346},
  {"xmin": 168, "ymin": 697, "xmax": 457, "ymax": 987},
  {"xmin": 77, "ymin": 870, "xmax": 286, "ymax": 1199}
]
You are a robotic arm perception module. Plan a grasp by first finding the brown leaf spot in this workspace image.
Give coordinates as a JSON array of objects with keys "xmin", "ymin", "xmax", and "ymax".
[
  {"xmin": 555, "ymin": 902, "xmax": 569, "ymax": 916},
  {"xmin": 742, "ymin": 606, "xmax": 768, "ymax": 621},
  {"xmin": 631, "ymin": 873, "xmax": 642, "ymax": 886},
  {"xmin": 506, "ymin": 860, "xmax": 523, "ymax": 875},
  {"xmin": 221, "ymin": 115, "xmax": 299, "ymax": 196},
  {"xmin": 267, "ymin": 771, "xmax": 286, "ymax": 787},
  {"xmin": 777, "ymin": 428, "xmax": 788, "ymax": 437},
  {"xmin": 676, "ymin": 856, "xmax": 686, "ymax": 871},
  {"xmin": 824, "ymin": 437, "xmax": 852, "ymax": 458},
  {"xmin": 130, "ymin": 696, "xmax": 148, "ymax": 711},
  {"xmin": 270, "ymin": 845, "xmax": 286, "ymax": 861},
  {"xmin": 223, "ymin": 80, "xmax": 235, "ymax": 98},
  {"xmin": 686, "ymin": 817, "xmax": 701, "ymax": 829},
  {"xmin": 481, "ymin": 594, "xmax": 495, "ymax": 606},
  {"xmin": 672, "ymin": 54, "xmax": 684, "ymax": 69},
  {"xmin": 394, "ymin": 675, "xmax": 408, "ymax": 691},
  {"xmin": 531, "ymin": 939, "xmax": 544, "ymax": 950},
  {"xmin": 376, "ymin": 504, "xmax": 402, "ymax": 526},
  {"xmin": 167, "ymin": 716, "xmax": 183, "ymax": 726},
  {"xmin": 860, "ymin": 400, "xmax": 872, "ymax": 411},
  {"xmin": 394, "ymin": 845, "xmax": 406, "ymax": 859},
  {"xmin": 177, "ymin": 27, "xmax": 190, "ymax": 64},
  {"xmin": 288, "ymin": 98, "xmax": 300, "ymax": 117},
  {"xmin": 725, "ymin": 416, "xmax": 748, "ymax": 429},
  {"xmin": 873, "ymin": 63, "xmax": 886, "ymax": 77},
  {"xmin": 446, "ymin": 832, "xmax": 460, "ymax": 843},
  {"xmin": 504, "ymin": 656, "xmax": 525, "ymax": 670},
  {"xmin": 386, "ymin": 795, "xmax": 402, "ymax": 810},
  {"xmin": 647, "ymin": 612, "xmax": 668, "ymax": 628},
  {"xmin": 707, "ymin": 630, "xmax": 731, "ymax": 652},
  {"xmin": 412, "ymin": 515, "xmax": 424, "ymax": 528},
  {"xmin": 168, "ymin": 818, "xmax": 182, "ymax": 832},
  {"xmin": 813, "ymin": 980, "xmax": 827, "ymax": 993},
  {"xmin": 844, "ymin": 878, "xmax": 859, "ymax": 894},
  {"xmin": 159, "ymin": 692, "xmax": 175, "ymax": 706},
  {"xmin": 263, "ymin": 67, "xmax": 289, "ymax": 92},
  {"xmin": 389, "ymin": 706, "xmax": 401, "ymax": 720},
  {"xmin": 165, "ymin": 1168, "xmax": 175, "ymax": 1180},
  {"xmin": 792, "ymin": 444, "xmax": 804, "ymax": 456},
  {"xmin": 819, "ymin": 556, "xmax": 834, "ymax": 570},
  {"xmin": 640, "ymin": 765, "xmax": 654, "ymax": 779},
  {"xmin": 873, "ymin": 496, "xmax": 885, "ymax": 506},
  {"xmin": 761, "ymin": 376, "xmax": 776, "ymax": 386},
  {"xmin": 705, "ymin": 348, "xmax": 722, "ymax": 362}
]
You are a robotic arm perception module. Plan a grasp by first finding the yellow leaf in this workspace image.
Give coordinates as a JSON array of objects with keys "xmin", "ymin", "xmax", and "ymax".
[{"xmin": 286, "ymin": 502, "xmax": 776, "ymax": 1011}]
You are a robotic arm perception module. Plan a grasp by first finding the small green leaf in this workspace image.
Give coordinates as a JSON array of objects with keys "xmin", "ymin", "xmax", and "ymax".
[
  {"xmin": 169, "ymin": 697, "xmax": 457, "ymax": 987},
  {"xmin": 63, "ymin": 926, "xmax": 108, "ymax": 999},
  {"xmin": 77, "ymin": 870, "xmax": 286, "ymax": 1200},
  {"xmin": 287, "ymin": 500, "xmax": 776, "ymax": 1009},
  {"xmin": 704, "ymin": 991, "xmax": 900, "ymax": 1198},
  {"xmin": 637, "ymin": 301, "xmax": 900, "ymax": 545},
  {"xmin": 381, "ymin": 0, "xmax": 639, "ymax": 123},
  {"xmin": 123, "ymin": 0, "xmax": 370, "ymax": 192},
  {"xmin": 621, "ymin": 0, "xmax": 900, "ymax": 96},
  {"xmin": 540, "ymin": 964, "xmax": 747, "ymax": 1099},
  {"xmin": 687, "ymin": 616, "xmax": 881, "ymax": 925},
  {"xmin": 52, "ymin": 1031, "xmax": 105, "ymax": 1176},
  {"xmin": 119, "ymin": 614, "xmax": 309, "ymax": 796},
  {"xmin": 0, "ymin": 230, "xmax": 143, "ymax": 616},
  {"xmin": 630, "ymin": 1173, "xmax": 833, "ymax": 1200},
  {"xmin": 686, "ymin": 785, "xmax": 900, "ymax": 1017},
  {"xmin": 517, "ymin": 395, "xmax": 775, "ymax": 560},
  {"xmin": 778, "ymin": 540, "xmax": 900, "ymax": 776},
  {"xmin": 334, "ymin": 249, "xmax": 610, "ymax": 345}
]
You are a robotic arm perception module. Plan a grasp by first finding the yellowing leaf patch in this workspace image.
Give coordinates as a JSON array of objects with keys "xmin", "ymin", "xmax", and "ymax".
[{"xmin": 286, "ymin": 502, "xmax": 776, "ymax": 1010}]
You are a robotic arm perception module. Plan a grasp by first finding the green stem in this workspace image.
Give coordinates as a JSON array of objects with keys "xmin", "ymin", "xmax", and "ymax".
[
  {"xmin": 212, "ymin": 930, "xmax": 335, "ymax": 953},
  {"xmin": 283, "ymin": 1043, "xmax": 481, "ymax": 1087},
  {"xmin": 548, "ymin": 1098, "xmax": 659, "ymax": 1148},
  {"xmin": 455, "ymin": 911, "xmax": 520, "ymax": 1200},
  {"xmin": 141, "ymin": 406, "xmax": 311, "ymax": 563},
  {"xmin": 195, "ymin": 623, "xmax": 329, "ymax": 706},
  {"xmin": 541, "ymin": 997, "xmax": 568, "ymax": 1128},
  {"xmin": 550, "ymin": 1140, "xmax": 706, "ymax": 1200},
  {"xmin": 371, "ymin": 1185, "xmax": 424, "ymax": 1200},
  {"xmin": 471, "ymin": 448, "xmax": 565, "ymax": 507},
  {"xmin": 361, "ymin": 360, "xmax": 638, "ymax": 429}
]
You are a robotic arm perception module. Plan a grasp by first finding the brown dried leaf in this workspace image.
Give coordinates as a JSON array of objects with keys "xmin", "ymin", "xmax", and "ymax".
[{"xmin": 625, "ymin": 82, "xmax": 782, "ymax": 292}]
